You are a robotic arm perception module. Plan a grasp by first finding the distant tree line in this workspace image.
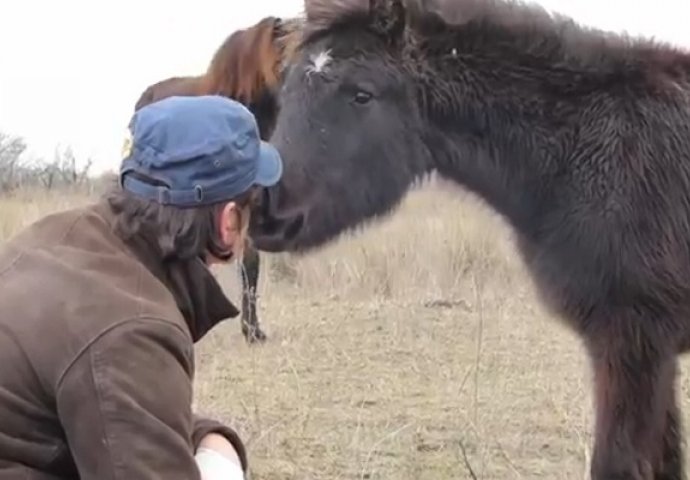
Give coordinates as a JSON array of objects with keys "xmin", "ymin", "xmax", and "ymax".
[
  {"xmin": 0, "ymin": 129, "xmax": 444, "ymax": 196},
  {"xmin": 0, "ymin": 131, "xmax": 101, "ymax": 194}
]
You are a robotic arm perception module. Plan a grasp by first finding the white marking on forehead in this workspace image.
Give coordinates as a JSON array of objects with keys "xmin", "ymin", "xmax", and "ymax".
[{"xmin": 305, "ymin": 49, "xmax": 332, "ymax": 75}]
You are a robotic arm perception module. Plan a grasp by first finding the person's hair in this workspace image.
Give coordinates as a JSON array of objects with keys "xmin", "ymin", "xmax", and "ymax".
[{"xmin": 104, "ymin": 173, "xmax": 257, "ymax": 262}]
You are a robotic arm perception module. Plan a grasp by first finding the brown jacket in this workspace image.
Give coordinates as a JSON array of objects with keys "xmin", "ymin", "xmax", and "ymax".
[{"xmin": 0, "ymin": 201, "xmax": 247, "ymax": 479}]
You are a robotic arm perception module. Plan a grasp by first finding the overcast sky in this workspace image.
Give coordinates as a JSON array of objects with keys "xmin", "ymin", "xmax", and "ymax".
[{"xmin": 0, "ymin": 0, "xmax": 688, "ymax": 174}]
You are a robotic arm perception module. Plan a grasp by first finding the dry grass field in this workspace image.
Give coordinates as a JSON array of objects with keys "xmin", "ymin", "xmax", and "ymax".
[{"xmin": 3, "ymin": 182, "xmax": 690, "ymax": 479}]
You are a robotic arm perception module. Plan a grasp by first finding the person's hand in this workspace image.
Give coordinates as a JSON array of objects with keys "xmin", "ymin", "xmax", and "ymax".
[
  {"xmin": 195, "ymin": 433, "xmax": 245, "ymax": 480},
  {"xmin": 198, "ymin": 433, "xmax": 242, "ymax": 464}
]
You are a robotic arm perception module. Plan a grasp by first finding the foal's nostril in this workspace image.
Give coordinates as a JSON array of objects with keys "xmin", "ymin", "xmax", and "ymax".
[{"xmin": 259, "ymin": 187, "xmax": 272, "ymax": 218}]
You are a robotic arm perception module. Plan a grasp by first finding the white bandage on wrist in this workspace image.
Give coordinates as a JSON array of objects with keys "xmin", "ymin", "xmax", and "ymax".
[{"xmin": 194, "ymin": 447, "xmax": 245, "ymax": 480}]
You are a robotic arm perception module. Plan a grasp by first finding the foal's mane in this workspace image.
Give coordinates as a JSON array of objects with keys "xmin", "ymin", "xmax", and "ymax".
[{"xmin": 303, "ymin": 0, "xmax": 690, "ymax": 81}]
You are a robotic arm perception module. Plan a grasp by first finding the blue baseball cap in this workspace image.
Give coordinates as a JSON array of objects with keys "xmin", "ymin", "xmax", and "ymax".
[{"xmin": 119, "ymin": 95, "xmax": 283, "ymax": 207}]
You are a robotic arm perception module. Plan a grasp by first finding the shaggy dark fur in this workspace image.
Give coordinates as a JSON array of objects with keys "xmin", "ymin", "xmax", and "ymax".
[
  {"xmin": 133, "ymin": 15, "xmax": 303, "ymax": 344},
  {"xmin": 249, "ymin": 0, "xmax": 690, "ymax": 477}
]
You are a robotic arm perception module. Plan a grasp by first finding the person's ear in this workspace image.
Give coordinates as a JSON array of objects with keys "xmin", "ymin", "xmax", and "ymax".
[{"xmin": 218, "ymin": 201, "xmax": 240, "ymax": 247}]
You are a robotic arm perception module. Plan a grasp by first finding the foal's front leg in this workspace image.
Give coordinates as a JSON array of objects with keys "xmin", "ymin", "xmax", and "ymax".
[
  {"xmin": 588, "ymin": 325, "xmax": 677, "ymax": 480},
  {"xmin": 656, "ymin": 362, "xmax": 683, "ymax": 480}
]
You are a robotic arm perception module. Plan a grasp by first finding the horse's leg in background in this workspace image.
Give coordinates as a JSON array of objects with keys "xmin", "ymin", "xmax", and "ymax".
[
  {"xmin": 588, "ymin": 316, "xmax": 677, "ymax": 480},
  {"xmin": 240, "ymin": 242, "xmax": 266, "ymax": 343}
]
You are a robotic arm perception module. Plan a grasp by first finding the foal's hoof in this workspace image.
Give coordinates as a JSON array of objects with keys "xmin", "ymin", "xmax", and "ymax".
[{"xmin": 243, "ymin": 326, "xmax": 268, "ymax": 344}]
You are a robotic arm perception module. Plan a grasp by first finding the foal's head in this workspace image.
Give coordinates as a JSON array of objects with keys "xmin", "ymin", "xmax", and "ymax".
[{"xmin": 251, "ymin": 0, "xmax": 432, "ymax": 252}]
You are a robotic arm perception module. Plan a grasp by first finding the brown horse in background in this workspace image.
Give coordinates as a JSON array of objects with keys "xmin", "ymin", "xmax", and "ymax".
[
  {"xmin": 134, "ymin": 76, "xmax": 204, "ymax": 110},
  {"xmin": 133, "ymin": 15, "xmax": 302, "ymax": 344}
]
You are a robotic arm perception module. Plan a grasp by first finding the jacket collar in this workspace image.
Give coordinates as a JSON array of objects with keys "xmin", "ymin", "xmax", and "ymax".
[{"xmin": 95, "ymin": 202, "xmax": 240, "ymax": 342}]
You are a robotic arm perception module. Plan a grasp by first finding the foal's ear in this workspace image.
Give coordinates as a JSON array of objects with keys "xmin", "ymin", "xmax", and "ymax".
[
  {"xmin": 369, "ymin": 0, "xmax": 407, "ymax": 42},
  {"xmin": 304, "ymin": 0, "xmax": 368, "ymax": 29},
  {"xmin": 304, "ymin": 0, "xmax": 407, "ymax": 42}
]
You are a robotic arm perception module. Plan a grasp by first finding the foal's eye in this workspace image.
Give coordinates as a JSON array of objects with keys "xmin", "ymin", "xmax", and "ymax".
[{"xmin": 353, "ymin": 90, "xmax": 373, "ymax": 105}]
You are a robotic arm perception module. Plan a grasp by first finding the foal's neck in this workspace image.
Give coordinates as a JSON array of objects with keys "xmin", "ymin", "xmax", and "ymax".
[{"xmin": 415, "ymin": 1, "xmax": 690, "ymax": 231}]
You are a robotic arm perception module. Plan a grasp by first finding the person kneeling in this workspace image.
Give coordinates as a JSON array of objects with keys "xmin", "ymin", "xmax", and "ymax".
[{"xmin": 0, "ymin": 95, "xmax": 283, "ymax": 479}]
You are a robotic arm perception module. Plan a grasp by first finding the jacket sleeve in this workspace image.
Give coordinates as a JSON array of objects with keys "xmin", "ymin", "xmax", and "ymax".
[
  {"xmin": 55, "ymin": 317, "xmax": 247, "ymax": 479},
  {"xmin": 192, "ymin": 415, "xmax": 249, "ymax": 472}
]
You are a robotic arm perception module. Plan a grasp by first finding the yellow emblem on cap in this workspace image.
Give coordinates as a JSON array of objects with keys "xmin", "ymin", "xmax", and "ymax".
[{"xmin": 121, "ymin": 129, "xmax": 133, "ymax": 159}]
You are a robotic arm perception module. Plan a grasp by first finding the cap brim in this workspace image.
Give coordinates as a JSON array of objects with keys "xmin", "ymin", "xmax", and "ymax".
[{"xmin": 254, "ymin": 141, "xmax": 283, "ymax": 187}]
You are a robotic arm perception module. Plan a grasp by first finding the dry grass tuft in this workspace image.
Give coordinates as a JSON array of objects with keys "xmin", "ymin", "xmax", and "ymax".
[
  {"xmin": 3, "ymin": 183, "xmax": 690, "ymax": 479},
  {"xmin": 260, "ymin": 185, "xmax": 523, "ymax": 302},
  {"xmin": 0, "ymin": 187, "xmax": 93, "ymax": 243}
]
